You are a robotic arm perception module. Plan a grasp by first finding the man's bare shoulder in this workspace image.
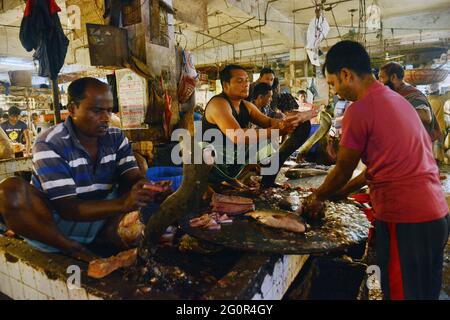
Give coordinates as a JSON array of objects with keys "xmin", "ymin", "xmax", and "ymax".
[
  {"xmin": 242, "ymin": 99, "xmax": 259, "ymax": 112},
  {"xmin": 206, "ymin": 96, "xmax": 232, "ymax": 115}
]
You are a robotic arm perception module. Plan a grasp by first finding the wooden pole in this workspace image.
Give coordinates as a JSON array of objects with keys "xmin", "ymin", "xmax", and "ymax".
[{"xmin": 51, "ymin": 78, "xmax": 62, "ymax": 124}]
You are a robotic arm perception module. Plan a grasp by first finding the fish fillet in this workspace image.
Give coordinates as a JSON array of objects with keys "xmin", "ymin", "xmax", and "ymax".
[
  {"xmin": 212, "ymin": 203, "xmax": 255, "ymax": 215},
  {"xmin": 211, "ymin": 193, "xmax": 254, "ymax": 205},
  {"xmin": 88, "ymin": 248, "xmax": 137, "ymax": 279},
  {"xmin": 246, "ymin": 211, "xmax": 306, "ymax": 233}
]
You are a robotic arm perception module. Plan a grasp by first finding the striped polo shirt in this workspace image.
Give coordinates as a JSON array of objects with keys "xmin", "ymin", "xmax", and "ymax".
[{"xmin": 31, "ymin": 116, "xmax": 139, "ymax": 201}]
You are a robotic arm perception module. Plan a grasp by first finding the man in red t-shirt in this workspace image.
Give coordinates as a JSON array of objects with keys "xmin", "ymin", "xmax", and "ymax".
[{"xmin": 303, "ymin": 40, "xmax": 449, "ymax": 300}]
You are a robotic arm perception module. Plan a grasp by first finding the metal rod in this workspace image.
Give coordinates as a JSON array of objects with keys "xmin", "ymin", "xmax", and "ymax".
[
  {"xmin": 293, "ymin": 0, "xmax": 355, "ymax": 13},
  {"xmin": 195, "ymin": 31, "xmax": 234, "ymax": 46},
  {"xmin": 192, "ymin": 17, "xmax": 255, "ymax": 51},
  {"xmin": 51, "ymin": 78, "xmax": 62, "ymax": 124}
]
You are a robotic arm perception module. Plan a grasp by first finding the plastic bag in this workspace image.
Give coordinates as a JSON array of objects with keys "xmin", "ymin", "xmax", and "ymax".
[{"xmin": 177, "ymin": 50, "xmax": 198, "ymax": 103}]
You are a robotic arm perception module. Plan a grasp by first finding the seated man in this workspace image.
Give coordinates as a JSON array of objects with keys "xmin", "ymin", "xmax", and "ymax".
[
  {"xmin": 202, "ymin": 64, "xmax": 317, "ymax": 187},
  {"xmin": 251, "ymin": 82, "xmax": 274, "ymax": 116},
  {"xmin": 248, "ymin": 67, "xmax": 275, "ymax": 100},
  {"xmin": 0, "ymin": 77, "xmax": 167, "ymax": 262}
]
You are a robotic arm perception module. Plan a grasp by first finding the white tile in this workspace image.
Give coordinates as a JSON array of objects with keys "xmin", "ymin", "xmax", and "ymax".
[
  {"xmin": 33, "ymin": 269, "xmax": 52, "ymax": 297},
  {"xmin": 0, "ymin": 253, "xmax": 8, "ymax": 276},
  {"xmin": 50, "ymin": 279, "xmax": 69, "ymax": 300},
  {"xmin": 36, "ymin": 291, "xmax": 49, "ymax": 300},
  {"xmin": 9, "ymin": 278, "xmax": 25, "ymax": 300},
  {"xmin": 0, "ymin": 272, "xmax": 12, "ymax": 298},
  {"xmin": 87, "ymin": 293, "xmax": 103, "ymax": 300},
  {"xmin": 260, "ymin": 275, "xmax": 272, "ymax": 297},
  {"xmin": 68, "ymin": 287, "xmax": 88, "ymax": 300},
  {"xmin": 19, "ymin": 263, "xmax": 36, "ymax": 288},
  {"xmin": 22, "ymin": 285, "xmax": 39, "ymax": 300},
  {"xmin": 6, "ymin": 260, "xmax": 21, "ymax": 281},
  {"xmin": 264, "ymin": 287, "xmax": 276, "ymax": 300},
  {"xmin": 252, "ymin": 293, "xmax": 263, "ymax": 300}
]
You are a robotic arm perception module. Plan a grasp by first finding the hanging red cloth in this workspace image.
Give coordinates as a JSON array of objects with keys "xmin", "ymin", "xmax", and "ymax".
[
  {"xmin": 161, "ymin": 78, "xmax": 172, "ymax": 138},
  {"xmin": 23, "ymin": 0, "xmax": 61, "ymax": 17},
  {"xmin": 19, "ymin": 0, "xmax": 69, "ymax": 80},
  {"xmin": 351, "ymin": 193, "xmax": 375, "ymax": 244}
]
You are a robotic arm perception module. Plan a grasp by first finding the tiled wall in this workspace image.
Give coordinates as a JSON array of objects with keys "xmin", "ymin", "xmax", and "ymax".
[
  {"xmin": 0, "ymin": 252, "xmax": 102, "ymax": 300},
  {"xmin": 252, "ymin": 255, "xmax": 309, "ymax": 300}
]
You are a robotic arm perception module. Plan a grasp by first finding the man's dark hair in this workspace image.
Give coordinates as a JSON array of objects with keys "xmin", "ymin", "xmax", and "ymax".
[
  {"xmin": 8, "ymin": 106, "xmax": 21, "ymax": 116},
  {"xmin": 219, "ymin": 65, "xmax": 247, "ymax": 86},
  {"xmin": 297, "ymin": 90, "xmax": 307, "ymax": 96},
  {"xmin": 1, "ymin": 113, "xmax": 8, "ymax": 120},
  {"xmin": 68, "ymin": 77, "xmax": 109, "ymax": 105},
  {"xmin": 273, "ymin": 93, "xmax": 299, "ymax": 113},
  {"xmin": 380, "ymin": 62, "xmax": 405, "ymax": 80},
  {"xmin": 272, "ymin": 77, "xmax": 279, "ymax": 90},
  {"xmin": 323, "ymin": 40, "xmax": 372, "ymax": 76},
  {"xmin": 252, "ymin": 83, "xmax": 273, "ymax": 101},
  {"xmin": 259, "ymin": 67, "xmax": 275, "ymax": 78}
]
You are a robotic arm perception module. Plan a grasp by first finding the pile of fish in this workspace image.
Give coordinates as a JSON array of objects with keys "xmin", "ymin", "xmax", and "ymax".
[
  {"xmin": 188, "ymin": 193, "xmax": 255, "ymax": 231},
  {"xmin": 189, "ymin": 212, "xmax": 233, "ymax": 231},
  {"xmin": 313, "ymin": 201, "xmax": 371, "ymax": 245},
  {"xmin": 88, "ymin": 248, "xmax": 138, "ymax": 279},
  {"xmin": 256, "ymin": 185, "xmax": 370, "ymax": 244},
  {"xmin": 188, "ymin": 192, "xmax": 309, "ymax": 234},
  {"xmin": 259, "ymin": 187, "xmax": 312, "ymax": 212}
]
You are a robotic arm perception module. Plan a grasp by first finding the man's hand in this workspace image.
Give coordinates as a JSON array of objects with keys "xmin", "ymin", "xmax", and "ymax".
[
  {"xmin": 302, "ymin": 193, "xmax": 325, "ymax": 222},
  {"xmin": 328, "ymin": 192, "xmax": 349, "ymax": 202},
  {"xmin": 122, "ymin": 179, "xmax": 172, "ymax": 212},
  {"xmin": 147, "ymin": 180, "xmax": 173, "ymax": 203},
  {"xmin": 279, "ymin": 109, "xmax": 318, "ymax": 135}
]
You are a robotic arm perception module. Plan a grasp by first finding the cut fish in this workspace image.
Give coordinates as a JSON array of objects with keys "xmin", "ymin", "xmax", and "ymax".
[{"xmin": 246, "ymin": 210, "xmax": 306, "ymax": 233}]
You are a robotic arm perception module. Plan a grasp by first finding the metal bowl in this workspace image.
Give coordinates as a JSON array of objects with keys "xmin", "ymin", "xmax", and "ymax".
[{"xmin": 404, "ymin": 68, "xmax": 448, "ymax": 85}]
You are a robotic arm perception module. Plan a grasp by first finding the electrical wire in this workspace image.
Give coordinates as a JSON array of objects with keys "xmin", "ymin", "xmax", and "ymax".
[{"xmin": 197, "ymin": 14, "xmax": 450, "ymax": 32}]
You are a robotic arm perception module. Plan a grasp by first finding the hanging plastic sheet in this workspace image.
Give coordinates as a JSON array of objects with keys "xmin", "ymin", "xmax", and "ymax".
[{"xmin": 305, "ymin": 13, "xmax": 330, "ymax": 66}]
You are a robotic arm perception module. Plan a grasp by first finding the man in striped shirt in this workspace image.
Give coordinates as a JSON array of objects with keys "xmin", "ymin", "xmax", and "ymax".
[{"xmin": 0, "ymin": 77, "xmax": 167, "ymax": 262}]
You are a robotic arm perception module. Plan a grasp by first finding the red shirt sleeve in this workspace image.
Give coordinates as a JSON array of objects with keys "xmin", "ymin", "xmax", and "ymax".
[{"xmin": 339, "ymin": 103, "xmax": 369, "ymax": 152}]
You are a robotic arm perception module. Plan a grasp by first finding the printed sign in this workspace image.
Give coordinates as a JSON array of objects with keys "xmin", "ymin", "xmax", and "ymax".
[{"xmin": 116, "ymin": 69, "xmax": 148, "ymax": 129}]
